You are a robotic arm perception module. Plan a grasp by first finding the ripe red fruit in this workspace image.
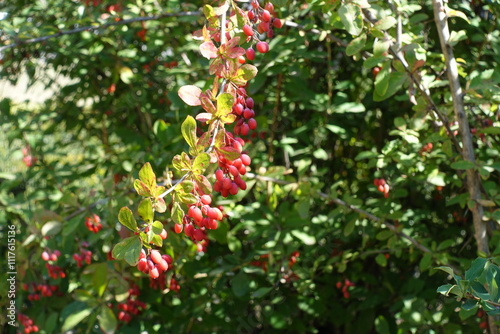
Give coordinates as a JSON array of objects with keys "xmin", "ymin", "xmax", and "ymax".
[
  {"xmin": 200, "ymin": 194, "xmax": 212, "ymax": 205},
  {"xmin": 157, "ymin": 259, "xmax": 169, "ymax": 271},
  {"xmin": 265, "ymin": 2, "xmax": 274, "ymax": 12},
  {"xmin": 257, "ymin": 21, "xmax": 270, "ymax": 34},
  {"xmin": 256, "ymin": 41, "xmax": 269, "ymax": 53},
  {"xmin": 233, "ymin": 103, "xmax": 244, "ymax": 115},
  {"xmin": 248, "ymin": 118, "xmax": 257, "ymax": 130},
  {"xmin": 149, "ymin": 266, "xmax": 160, "ymax": 279},
  {"xmin": 237, "ymin": 55, "xmax": 246, "ymax": 64},
  {"xmin": 248, "ymin": 10, "xmax": 255, "ymax": 20},
  {"xmin": 140, "ymin": 249, "xmax": 146, "ymax": 259},
  {"xmin": 137, "ymin": 258, "xmax": 148, "ymax": 272},
  {"xmin": 245, "ymin": 97, "xmax": 254, "ymax": 108},
  {"xmin": 246, "ymin": 47, "xmax": 256, "ymax": 60},
  {"xmin": 261, "ymin": 9, "xmax": 271, "ymax": 22},
  {"xmin": 243, "ymin": 108, "xmax": 255, "ymax": 119},
  {"xmin": 150, "ymin": 250, "xmax": 162, "ymax": 264},
  {"xmin": 240, "ymin": 154, "xmax": 251, "ymax": 166},
  {"xmin": 188, "ymin": 206, "xmax": 203, "ymax": 222},
  {"xmin": 41, "ymin": 251, "xmax": 50, "ymax": 261},
  {"xmin": 162, "ymin": 254, "xmax": 173, "ymax": 264},
  {"xmin": 159, "ymin": 229, "xmax": 168, "ymax": 239},
  {"xmin": 372, "ymin": 66, "xmax": 381, "ymax": 78},
  {"xmin": 240, "ymin": 123, "xmax": 250, "ymax": 136},
  {"xmin": 242, "ymin": 25, "xmax": 253, "ymax": 36},
  {"xmin": 273, "ymin": 18, "xmax": 283, "ymax": 29}
]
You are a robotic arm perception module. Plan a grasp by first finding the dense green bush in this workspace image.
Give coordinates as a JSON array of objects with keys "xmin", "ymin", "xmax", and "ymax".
[{"xmin": 0, "ymin": 0, "xmax": 499, "ymax": 333}]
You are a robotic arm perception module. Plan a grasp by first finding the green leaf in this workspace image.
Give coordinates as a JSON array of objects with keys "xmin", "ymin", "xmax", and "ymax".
[
  {"xmin": 343, "ymin": 218, "xmax": 356, "ymax": 236},
  {"xmin": 181, "ymin": 115, "xmax": 197, "ymax": 148},
  {"xmin": 338, "ymin": 3, "xmax": 363, "ymax": 36},
  {"xmin": 92, "ymin": 263, "xmax": 108, "ymax": 297},
  {"xmin": 118, "ymin": 207, "xmax": 138, "ymax": 232},
  {"xmin": 251, "ymin": 287, "xmax": 273, "ymax": 298},
  {"xmin": 232, "ymin": 271, "xmax": 249, "ymax": 297},
  {"xmin": 98, "ymin": 305, "xmax": 117, "ymax": 334},
  {"xmin": 374, "ymin": 62, "xmax": 391, "ymax": 96},
  {"xmin": 139, "ymin": 162, "xmax": 156, "ymax": 189},
  {"xmin": 152, "ymin": 221, "xmax": 164, "ymax": 235},
  {"xmin": 138, "ymin": 199, "xmax": 154, "ymax": 223},
  {"xmin": 112, "ymin": 236, "xmax": 142, "ymax": 266},
  {"xmin": 61, "ymin": 308, "xmax": 94, "ymax": 331},
  {"xmin": 235, "ymin": 64, "xmax": 258, "ymax": 83},
  {"xmin": 436, "ymin": 284, "xmax": 455, "ymax": 296},
  {"xmin": 465, "ymin": 257, "xmax": 488, "ymax": 280},
  {"xmin": 346, "ymin": 33, "xmax": 366, "ymax": 56},
  {"xmin": 419, "ymin": 252, "xmax": 433, "ymax": 272},
  {"xmin": 451, "ymin": 160, "xmax": 475, "ymax": 170},
  {"xmin": 41, "ymin": 221, "xmax": 62, "ymax": 236},
  {"xmin": 171, "ymin": 202, "xmax": 184, "ymax": 225},
  {"xmin": 374, "ymin": 17, "xmax": 397, "ymax": 30},
  {"xmin": 374, "ymin": 315, "xmax": 390, "ymax": 334},
  {"xmin": 176, "ymin": 192, "xmax": 198, "ymax": 205},
  {"xmin": 133, "ymin": 179, "xmax": 151, "ymax": 197},
  {"xmin": 192, "ymin": 153, "xmax": 210, "ymax": 175},
  {"xmin": 290, "ymin": 230, "xmax": 316, "ymax": 245},
  {"xmin": 216, "ymin": 93, "xmax": 235, "ymax": 117},
  {"xmin": 427, "ymin": 169, "xmax": 446, "ymax": 187},
  {"xmin": 471, "ymin": 281, "xmax": 490, "ymax": 300},
  {"xmin": 119, "ymin": 66, "xmax": 134, "ymax": 84},
  {"xmin": 355, "ymin": 151, "xmax": 378, "ymax": 161},
  {"xmin": 375, "ymin": 253, "xmax": 387, "ymax": 267}
]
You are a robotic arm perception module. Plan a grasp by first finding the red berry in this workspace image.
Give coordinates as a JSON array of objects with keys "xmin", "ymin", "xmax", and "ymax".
[
  {"xmin": 273, "ymin": 18, "xmax": 283, "ymax": 29},
  {"xmin": 246, "ymin": 48, "xmax": 256, "ymax": 60},
  {"xmin": 261, "ymin": 9, "xmax": 271, "ymax": 22},
  {"xmin": 245, "ymin": 97, "xmax": 254, "ymax": 108},
  {"xmin": 41, "ymin": 251, "xmax": 50, "ymax": 261},
  {"xmin": 240, "ymin": 123, "xmax": 250, "ymax": 136},
  {"xmin": 256, "ymin": 41, "xmax": 269, "ymax": 53},
  {"xmin": 159, "ymin": 229, "xmax": 168, "ymax": 239},
  {"xmin": 137, "ymin": 258, "xmax": 148, "ymax": 272},
  {"xmin": 242, "ymin": 25, "xmax": 253, "ymax": 36},
  {"xmin": 240, "ymin": 154, "xmax": 251, "ymax": 166},
  {"xmin": 200, "ymin": 195, "xmax": 212, "ymax": 205},
  {"xmin": 372, "ymin": 66, "xmax": 381, "ymax": 77},
  {"xmin": 248, "ymin": 118, "xmax": 257, "ymax": 130},
  {"xmin": 233, "ymin": 103, "xmax": 244, "ymax": 115},
  {"xmin": 149, "ymin": 266, "xmax": 160, "ymax": 279},
  {"xmin": 150, "ymin": 250, "xmax": 162, "ymax": 264},
  {"xmin": 162, "ymin": 254, "xmax": 173, "ymax": 264},
  {"xmin": 188, "ymin": 206, "xmax": 203, "ymax": 222},
  {"xmin": 157, "ymin": 259, "xmax": 169, "ymax": 271}
]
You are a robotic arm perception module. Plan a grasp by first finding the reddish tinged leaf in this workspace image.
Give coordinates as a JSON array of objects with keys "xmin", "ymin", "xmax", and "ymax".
[
  {"xmin": 217, "ymin": 146, "xmax": 241, "ymax": 161},
  {"xmin": 200, "ymin": 96, "xmax": 216, "ymax": 114},
  {"xmin": 225, "ymin": 46, "xmax": 246, "ymax": 59},
  {"xmin": 196, "ymin": 113, "xmax": 213, "ymax": 123},
  {"xmin": 209, "ymin": 57, "xmax": 224, "ymax": 76},
  {"xmin": 200, "ymin": 41, "xmax": 218, "ymax": 59},
  {"xmin": 195, "ymin": 175, "xmax": 213, "ymax": 194},
  {"xmin": 178, "ymin": 85, "xmax": 202, "ymax": 106}
]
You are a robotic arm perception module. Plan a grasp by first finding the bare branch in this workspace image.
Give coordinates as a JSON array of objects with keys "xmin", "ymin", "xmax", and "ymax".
[{"xmin": 0, "ymin": 11, "xmax": 201, "ymax": 53}]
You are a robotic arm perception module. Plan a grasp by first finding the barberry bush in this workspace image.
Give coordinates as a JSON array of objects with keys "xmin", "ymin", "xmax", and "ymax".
[{"xmin": 0, "ymin": 0, "xmax": 499, "ymax": 333}]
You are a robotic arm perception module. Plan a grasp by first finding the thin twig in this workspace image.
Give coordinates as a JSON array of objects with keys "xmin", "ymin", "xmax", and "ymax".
[{"xmin": 0, "ymin": 11, "xmax": 201, "ymax": 53}]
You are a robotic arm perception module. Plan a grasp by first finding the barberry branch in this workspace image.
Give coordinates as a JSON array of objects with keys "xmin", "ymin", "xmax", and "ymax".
[
  {"xmin": 246, "ymin": 172, "xmax": 462, "ymax": 274},
  {"xmin": 0, "ymin": 10, "xmax": 201, "ymax": 53}
]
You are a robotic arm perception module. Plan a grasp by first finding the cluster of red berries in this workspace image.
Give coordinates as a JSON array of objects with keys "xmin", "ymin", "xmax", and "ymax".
[
  {"xmin": 84, "ymin": 214, "xmax": 102, "ymax": 233},
  {"xmin": 243, "ymin": 1, "xmax": 283, "ymax": 59},
  {"xmin": 251, "ymin": 254, "xmax": 269, "ymax": 272},
  {"xmin": 18, "ymin": 313, "xmax": 39, "ymax": 333},
  {"xmin": 288, "ymin": 251, "xmax": 300, "ymax": 268},
  {"xmin": 335, "ymin": 278, "xmax": 355, "ymax": 299},
  {"xmin": 419, "ymin": 142, "xmax": 433, "ymax": 155},
  {"xmin": 232, "ymin": 89, "xmax": 257, "ymax": 136},
  {"xmin": 476, "ymin": 309, "xmax": 489, "ymax": 330},
  {"xmin": 136, "ymin": 249, "xmax": 172, "ymax": 279},
  {"xmin": 23, "ymin": 283, "xmax": 58, "ymax": 300},
  {"xmin": 214, "ymin": 138, "xmax": 251, "ymax": 198},
  {"xmin": 373, "ymin": 178, "xmax": 390, "ymax": 198},
  {"xmin": 41, "ymin": 249, "xmax": 61, "ymax": 262},
  {"xmin": 73, "ymin": 242, "xmax": 93, "ymax": 267},
  {"xmin": 21, "ymin": 145, "xmax": 36, "ymax": 167},
  {"xmin": 169, "ymin": 277, "xmax": 181, "ymax": 292},
  {"xmin": 45, "ymin": 262, "xmax": 66, "ymax": 279},
  {"xmin": 114, "ymin": 284, "xmax": 147, "ymax": 323}
]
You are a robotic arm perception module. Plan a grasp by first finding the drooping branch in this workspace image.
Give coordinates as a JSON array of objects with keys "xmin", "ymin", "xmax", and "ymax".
[{"xmin": 0, "ymin": 10, "xmax": 201, "ymax": 53}]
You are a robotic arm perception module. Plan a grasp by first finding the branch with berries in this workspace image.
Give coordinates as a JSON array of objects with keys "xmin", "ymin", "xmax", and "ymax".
[{"xmin": 111, "ymin": 0, "xmax": 282, "ymax": 280}]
